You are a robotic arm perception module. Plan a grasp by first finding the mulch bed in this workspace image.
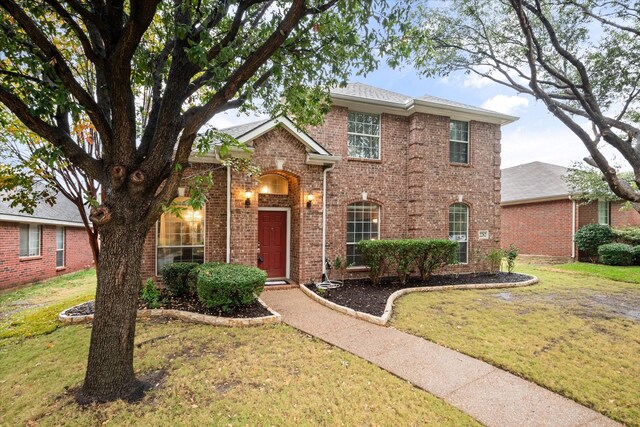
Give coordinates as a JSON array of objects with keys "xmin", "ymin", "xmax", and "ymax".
[
  {"xmin": 305, "ymin": 273, "xmax": 533, "ymax": 317},
  {"xmin": 63, "ymin": 290, "xmax": 272, "ymax": 319}
]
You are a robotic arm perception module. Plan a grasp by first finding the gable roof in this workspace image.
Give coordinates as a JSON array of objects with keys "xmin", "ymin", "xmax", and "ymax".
[
  {"xmin": 501, "ymin": 161, "xmax": 570, "ymax": 204},
  {"xmin": 330, "ymin": 82, "xmax": 518, "ymax": 125},
  {"xmin": 0, "ymin": 191, "xmax": 87, "ymax": 227}
]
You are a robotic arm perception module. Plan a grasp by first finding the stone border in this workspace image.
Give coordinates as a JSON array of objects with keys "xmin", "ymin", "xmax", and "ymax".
[
  {"xmin": 58, "ymin": 297, "xmax": 282, "ymax": 327},
  {"xmin": 300, "ymin": 275, "xmax": 539, "ymax": 326}
]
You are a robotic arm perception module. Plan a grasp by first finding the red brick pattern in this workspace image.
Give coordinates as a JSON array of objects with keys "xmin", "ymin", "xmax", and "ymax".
[{"xmin": 0, "ymin": 222, "xmax": 94, "ymax": 289}]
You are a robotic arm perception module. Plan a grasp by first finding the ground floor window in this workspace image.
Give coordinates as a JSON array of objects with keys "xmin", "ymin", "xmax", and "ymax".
[
  {"xmin": 56, "ymin": 227, "xmax": 65, "ymax": 267},
  {"xmin": 598, "ymin": 200, "xmax": 610, "ymax": 225},
  {"xmin": 449, "ymin": 203, "xmax": 469, "ymax": 264},
  {"xmin": 19, "ymin": 224, "xmax": 41, "ymax": 257},
  {"xmin": 346, "ymin": 201, "xmax": 380, "ymax": 266},
  {"xmin": 156, "ymin": 198, "xmax": 205, "ymax": 273}
]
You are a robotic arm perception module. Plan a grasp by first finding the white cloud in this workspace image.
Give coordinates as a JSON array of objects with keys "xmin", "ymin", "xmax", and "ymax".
[
  {"xmin": 463, "ymin": 72, "xmax": 493, "ymax": 89},
  {"xmin": 481, "ymin": 95, "xmax": 529, "ymax": 115}
]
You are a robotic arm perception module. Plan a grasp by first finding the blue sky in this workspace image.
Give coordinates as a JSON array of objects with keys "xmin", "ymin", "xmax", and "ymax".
[{"xmin": 210, "ymin": 62, "xmax": 608, "ymax": 170}]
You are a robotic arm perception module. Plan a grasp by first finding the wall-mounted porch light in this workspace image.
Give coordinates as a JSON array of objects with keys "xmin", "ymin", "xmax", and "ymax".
[
  {"xmin": 245, "ymin": 190, "xmax": 253, "ymax": 208},
  {"xmin": 306, "ymin": 193, "xmax": 314, "ymax": 209}
]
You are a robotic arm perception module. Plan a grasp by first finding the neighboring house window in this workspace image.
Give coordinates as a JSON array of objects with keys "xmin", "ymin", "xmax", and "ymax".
[
  {"xmin": 56, "ymin": 227, "xmax": 65, "ymax": 268},
  {"xmin": 598, "ymin": 200, "xmax": 610, "ymax": 225},
  {"xmin": 156, "ymin": 197, "xmax": 205, "ymax": 273},
  {"xmin": 450, "ymin": 120, "xmax": 469, "ymax": 164},
  {"xmin": 346, "ymin": 201, "xmax": 380, "ymax": 266},
  {"xmin": 449, "ymin": 203, "xmax": 469, "ymax": 263},
  {"xmin": 259, "ymin": 174, "xmax": 289, "ymax": 195},
  {"xmin": 19, "ymin": 224, "xmax": 41, "ymax": 257},
  {"xmin": 347, "ymin": 111, "xmax": 380, "ymax": 159}
]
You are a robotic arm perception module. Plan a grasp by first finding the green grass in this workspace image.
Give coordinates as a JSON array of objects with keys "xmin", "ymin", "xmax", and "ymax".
[
  {"xmin": 0, "ymin": 270, "xmax": 478, "ymax": 426},
  {"xmin": 391, "ymin": 263, "xmax": 640, "ymax": 426},
  {"xmin": 552, "ymin": 261, "xmax": 640, "ymax": 283}
]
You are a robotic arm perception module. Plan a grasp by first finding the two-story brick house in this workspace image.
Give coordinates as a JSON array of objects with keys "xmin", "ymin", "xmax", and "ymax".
[{"xmin": 140, "ymin": 83, "xmax": 517, "ymax": 284}]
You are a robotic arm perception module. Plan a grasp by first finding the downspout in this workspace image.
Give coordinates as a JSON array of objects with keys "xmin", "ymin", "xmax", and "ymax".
[
  {"xmin": 226, "ymin": 165, "xmax": 231, "ymax": 263},
  {"xmin": 571, "ymin": 198, "xmax": 576, "ymax": 260},
  {"xmin": 321, "ymin": 163, "xmax": 337, "ymax": 281}
]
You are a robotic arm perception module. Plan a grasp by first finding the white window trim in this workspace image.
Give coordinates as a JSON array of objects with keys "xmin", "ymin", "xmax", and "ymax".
[
  {"xmin": 56, "ymin": 226, "xmax": 65, "ymax": 268},
  {"xmin": 155, "ymin": 205, "xmax": 207, "ymax": 276},
  {"xmin": 19, "ymin": 223, "xmax": 41, "ymax": 258},
  {"xmin": 449, "ymin": 120, "xmax": 470, "ymax": 164},
  {"xmin": 449, "ymin": 204, "xmax": 469, "ymax": 265},
  {"xmin": 258, "ymin": 207, "xmax": 291, "ymax": 279},
  {"xmin": 347, "ymin": 111, "xmax": 382, "ymax": 160},
  {"xmin": 346, "ymin": 202, "xmax": 382, "ymax": 267}
]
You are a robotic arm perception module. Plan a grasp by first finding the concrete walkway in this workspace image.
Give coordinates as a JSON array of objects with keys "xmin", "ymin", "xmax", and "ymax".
[{"xmin": 261, "ymin": 289, "xmax": 620, "ymax": 427}]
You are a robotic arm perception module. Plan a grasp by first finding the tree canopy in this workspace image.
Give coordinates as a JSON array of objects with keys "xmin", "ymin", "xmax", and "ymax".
[{"xmin": 410, "ymin": 0, "xmax": 640, "ymax": 210}]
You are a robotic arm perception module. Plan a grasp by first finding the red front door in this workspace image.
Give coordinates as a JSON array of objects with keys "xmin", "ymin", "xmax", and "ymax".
[{"xmin": 258, "ymin": 210, "xmax": 287, "ymax": 278}]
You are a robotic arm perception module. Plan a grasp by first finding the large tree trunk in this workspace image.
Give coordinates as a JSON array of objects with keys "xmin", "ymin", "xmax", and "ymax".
[{"xmin": 78, "ymin": 218, "xmax": 150, "ymax": 403}]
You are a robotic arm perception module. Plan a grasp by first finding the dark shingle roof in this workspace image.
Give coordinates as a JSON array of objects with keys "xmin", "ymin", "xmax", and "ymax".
[
  {"xmin": 0, "ymin": 191, "xmax": 85, "ymax": 224},
  {"xmin": 220, "ymin": 119, "xmax": 270, "ymax": 138},
  {"xmin": 501, "ymin": 161, "xmax": 570, "ymax": 204}
]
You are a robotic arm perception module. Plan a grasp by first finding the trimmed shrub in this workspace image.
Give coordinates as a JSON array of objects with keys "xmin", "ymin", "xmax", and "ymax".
[
  {"xmin": 633, "ymin": 246, "xmax": 640, "ymax": 265},
  {"xmin": 598, "ymin": 243, "xmax": 635, "ymax": 266},
  {"xmin": 140, "ymin": 278, "xmax": 161, "ymax": 309},
  {"xmin": 414, "ymin": 239, "xmax": 458, "ymax": 281},
  {"xmin": 196, "ymin": 263, "xmax": 266, "ymax": 312},
  {"xmin": 358, "ymin": 240, "xmax": 389, "ymax": 285},
  {"xmin": 161, "ymin": 262, "xmax": 199, "ymax": 296},
  {"xmin": 613, "ymin": 227, "xmax": 640, "ymax": 246},
  {"xmin": 574, "ymin": 224, "xmax": 614, "ymax": 262}
]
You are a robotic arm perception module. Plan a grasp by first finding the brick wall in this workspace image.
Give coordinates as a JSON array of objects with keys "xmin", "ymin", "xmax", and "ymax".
[
  {"xmin": 0, "ymin": 222, "xmax": 94, "ymax": 290},
  {"xmin": 501, "ymin": 199, "xmax": 575, "ymax": 258}
]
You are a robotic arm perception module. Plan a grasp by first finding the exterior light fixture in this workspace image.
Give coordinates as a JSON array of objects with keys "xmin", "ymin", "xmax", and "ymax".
[
  {"xmin": 361, "ymin": 191, "xmax": 368, "ymax": 201},
  {"xmin": 245, "ymin": 191, "xmax": 252, "ymax": 207},
  {"xmin": 306, "ymin": 193, "xmax": 314, "ymax": 208}
]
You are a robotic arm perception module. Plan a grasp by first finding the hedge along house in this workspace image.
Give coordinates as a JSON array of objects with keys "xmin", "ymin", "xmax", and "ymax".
[
  {"xmin": 0, "ymin": 192, "xmax": 94, "ymax": 290},
  {"xmin": 501, "ymin": 161, "xmax": 640, "ymax": 261},
  {"xmin": 140, "ymin": 83, "xmax": 517, "ymax": 284}
]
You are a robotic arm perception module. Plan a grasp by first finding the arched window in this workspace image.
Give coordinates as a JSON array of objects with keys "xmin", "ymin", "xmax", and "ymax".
[
  {"xmin": 346, "ymin": 201, "xmax": 380, "ymax": 266},
  {"xmin": 259, "ymin": 174, "xmax": 289, "ymax": 195},
  {"xmin": 156, "ymin": 197, "xmax": 205, "ymax": 273},
  {"xmin": 449, "ymin": 203, "xmax": 469, "ymax": 264}
]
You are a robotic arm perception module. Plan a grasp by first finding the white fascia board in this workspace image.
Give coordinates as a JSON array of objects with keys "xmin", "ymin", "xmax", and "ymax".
[
  {"xmin": 306, "ymin": 153, "xmax": 341, "ymax": 166},
  {"xmin": 237, "ymin": 116, "xmax": 330, "ymax": 155},
  {"xmin": 500, "ymin": 195, "xmax": 571, "ymax": 206},
  {"xmin": 332, "ymin": 96, "xmax": 518, "ymax": 126},
  {"xmin": 0, "ymin": 214, "xmax": 87, "ymax": 227}
]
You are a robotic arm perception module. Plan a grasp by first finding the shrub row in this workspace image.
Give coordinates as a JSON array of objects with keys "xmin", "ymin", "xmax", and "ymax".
[
  {"xmin": 157, "ymin": 262, "xmax": 266, "ymax": 312},
  {"xmin": 575, "ymin": 224, "xmax": 640, "ymax": 266},
  {"xmin": 358, "ymin": 239, "xmax": 458, "ymax": 285}
]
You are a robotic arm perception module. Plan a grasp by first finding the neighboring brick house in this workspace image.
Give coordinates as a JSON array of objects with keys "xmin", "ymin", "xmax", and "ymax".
[
  {"xmin": 501, "ymin": 161, "xmax": 640, "ymax": 261},
  {"xmin": 0, "ymin": 194, "xmax": 94, "ymax": 290},
  {"xmin": 141, "ymin": 83, "xmax": 517, "ymax": 283}
]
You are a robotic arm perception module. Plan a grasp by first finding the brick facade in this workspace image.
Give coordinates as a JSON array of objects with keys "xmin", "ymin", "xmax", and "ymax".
[
  {"xmin": 141, "ymin": 104, "xmax": 503, "ymax": 283},
  {"xmin": 501, "ymin": 199, "xmax": 640, "ymax": 259},
  {"xmin": 0, "ymin": 222, "xmax": 94, "ymax": 290}
]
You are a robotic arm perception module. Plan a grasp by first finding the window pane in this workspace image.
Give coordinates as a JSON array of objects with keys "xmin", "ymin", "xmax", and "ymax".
[
  {"xmin": 259, "ymin": 174, "xmax": 289, "ymax": 195},
  {"xmin": 19, "ymin": 224, "xmax": 29, "ymax": 257},
  {"xmin": 157, "ymin": 198, "xmax": 205, "ymax": 272},
  {"xmin": 56, "ymin": 227, "xmax": 64, "ymax": 250},
  {"xmin": 157, "ymin": 247, "xmax": 205, "ymax": 272},
  {"xmin": 450, "ymin": 120, "xmax": 469, "ymax": 164},
  {"xmin": 56, "ymin": 250, "xmax": 64, "ymax": 268},
  {"xmin": 28, "ymin": 225, "xmax": 40, "ymax": 256},
  {"xmin": 347, "ymin": 112, "xmax": 380, "ymax": 159},
  {"xmin": 598, "ymin": 201, "xmax": 610, "ymax": 225},
  {"xmin": 346, "ymin": 202, "xmax": 381, "ymax": 266},
  {"xmin": 449, "ymin": 204, "xmax": 469, "ymax": 264}
]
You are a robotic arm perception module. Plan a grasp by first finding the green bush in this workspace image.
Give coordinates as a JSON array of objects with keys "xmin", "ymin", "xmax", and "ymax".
[
  {"xmin": 633, "ymin": 246, "xmax": 640, "ymax": 265},
  {"xmin": 486, "ymin": 248, "xmax": 503, "ymax": 275},
  {"xmin": 196, "ymin": 263, "xmax": 266, "ymax": 312},
  {"xmin": 160, "ymin": 262, "xmax": 199, "ymax": 296},
  {"xmin": 613, "ymin": 227, "xmax": 640, "ymax": 245},
  {"xmin": 140, "ymin": 278, "xmax": 161, "ymax": 309},
  {"xmin": 359, "ymin": 239, "xmax": 458, "ymax": 284},
  {"xmin": 597, "ymin": 243, "xmax": 635, "ymax": 266},
  {"xmin": 574, "ymin": 224, "xmax": 614, "ymax": 262},
  {"xmin": 503, "ymin": 244, "xmax": 520, "ymax": 274},
  {"xmin": 414, "ymin": 239, "xmax": 458, "ymax": 281}
]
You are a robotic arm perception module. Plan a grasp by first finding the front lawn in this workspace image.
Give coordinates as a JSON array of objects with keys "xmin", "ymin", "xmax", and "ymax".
[
  {"xmin": 0, "ymin": 272, "xmax": 478, "ymax": 426},
  {"xmin": 553, "ymin": 261, "xmax": 640, "ymax": 284},
  {"xmin": 391, "ymin": 263, "xmax": 640, "ymax": 426}
]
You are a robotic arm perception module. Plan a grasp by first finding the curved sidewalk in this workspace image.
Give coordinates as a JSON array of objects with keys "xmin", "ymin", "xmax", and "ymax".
[{"xmin": 261, "ymin": 289, "xmax": 620, "ymax": 427}]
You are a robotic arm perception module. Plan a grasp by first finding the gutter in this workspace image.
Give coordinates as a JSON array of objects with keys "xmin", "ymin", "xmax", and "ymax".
[
  {"xmin": 226, "ymin": 165, "xmax": 231, "ymax": 263},
  {"xmin": 571, "ymin": 199, "xmax": 577, "ymax": 259},
  {"xmin": 321, "ymin": 162, "xmax": 337, "ymax": 280}
]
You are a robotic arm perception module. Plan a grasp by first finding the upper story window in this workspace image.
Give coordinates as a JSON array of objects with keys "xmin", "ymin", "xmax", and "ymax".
[
  {"xmin": 156, "ymin": 197, "xmax": 205, "ymax": 274},
  {"xmin": 346, "ymin": 201, "xmax": 380, "ymax": 266},
  {"xmin": 450, "ymin": 120, "xmax": 469, "ymax": 164},
  {"xmin": 449, "ymin": 203, "xmax": 469, "ymax": 264},
  {"xmin": 259, "ymin": 174, "xmax": 289, "ymax": 195},
  {"xmin": 598, "ymin": 200, "xmax": 610, "ymax": 225},
  {"xmin": 19, "ymin": 224, "xmax": 41, "ymax": 257},
  {"xmin": 347, "ymin": 111, "xmax": 380, "ymax": 160}
]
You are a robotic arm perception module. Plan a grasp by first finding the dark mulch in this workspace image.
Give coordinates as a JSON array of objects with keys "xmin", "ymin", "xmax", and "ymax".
[
  {"xmin": 63, "ymin": 291, "xmax": 272, "ymax": 319},
  {"xmin": 306, "ymin": 273, "xmax": 533, "ymax": 317}
]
